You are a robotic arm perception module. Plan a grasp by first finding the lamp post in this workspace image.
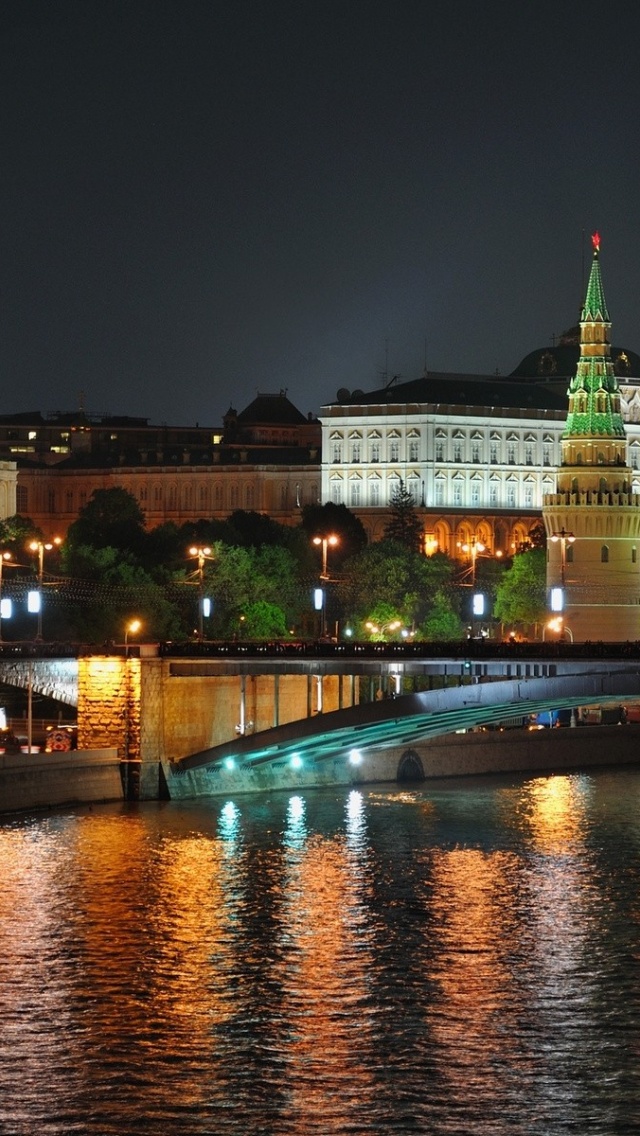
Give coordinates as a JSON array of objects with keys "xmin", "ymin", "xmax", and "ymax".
[
  {"xmin": 550, "ymin": 528, "xmax": 575, "ymax": 586},
  {"xmin": 460, "ymin": 537, "xmax": 486, "ymax": 588},
  {"xmin": 0, "ymin": 551, "xmax": 12, "ymax": 643},
  {"xmin": 188, "ymin": 545, "xmax": 213, "ymax": 639},
  {"xmin": 312, "ymin": 534, "xmax": 339, "ymax": 580},
  {"xmin": 28, "ymin": 537, "xmax": 61, "ymax": 640},
  {"xmin": 365, "ymin": 619, "xmax": 402, "ymax": 639},
  {"xmin": 125, "ymin": 618, "xmax": 142, "ymax": 656},
  {"xmin": 544, "ymin": 616, "xmax": 573, "ymax": 643}
]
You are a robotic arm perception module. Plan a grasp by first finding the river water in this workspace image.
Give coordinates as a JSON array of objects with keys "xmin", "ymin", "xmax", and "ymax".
[{"xmin": 1, "ymin": 767, "xmax": 640, "ymax": 1136}]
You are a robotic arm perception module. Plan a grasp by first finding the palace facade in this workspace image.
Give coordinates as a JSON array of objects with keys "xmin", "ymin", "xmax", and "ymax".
[
  {"xmin": 320, "ymin": 333, "xmax": 640, "ymax": 558},
  {"xmin": 3, "ymin": 252, "xmax": 640, "ymax": 562},
  {"xmin": 6, "ymin": 393, "xmax": 321, "ymax": 534}
]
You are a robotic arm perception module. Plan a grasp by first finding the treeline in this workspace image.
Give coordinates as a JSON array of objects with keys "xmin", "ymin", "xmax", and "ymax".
[{"xmin": 0, "ymin": 487, "xmax": 546, "ymax": 642}]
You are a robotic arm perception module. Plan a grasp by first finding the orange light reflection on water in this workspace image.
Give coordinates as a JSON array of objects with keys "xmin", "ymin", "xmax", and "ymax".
[{"xmin": 274, "ymin": 791, "xmax": 376, "ymax": 1130}]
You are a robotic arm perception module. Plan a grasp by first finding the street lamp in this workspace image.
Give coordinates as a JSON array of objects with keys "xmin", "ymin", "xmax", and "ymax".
[
  {"xmin": 544, "ymin": 616, "xmax": 573, "ymax": 643},
  {"xmin": 550, "ymin": 528, "xmax": 575, "ymax": 586},
  {"xmin": 460, "ymin": 537, "xmax": 486, "ymax": 588},
  {"xmin": 365, "ymin": 619, "xmax": 402, "ymax": 639},
  {"xmin": 0, "ymin": 551, "xmax": 12, "ymax": 643},
  {"xmin": 125, "ymin": 618, "xmax": 142, "ymax": 655},
  {"xmin": 312, "ymin": 534, "xmax": 339, "ymax": 580},
  {"xmin": 188, "ymin": 546, "xmax": 214, "ymax": 639},
  {"xmin": 28, "ymin": 537, "xmax": 62, "ymax": 640}
]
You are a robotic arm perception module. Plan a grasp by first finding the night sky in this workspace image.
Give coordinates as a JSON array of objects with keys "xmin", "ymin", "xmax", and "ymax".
[{"xmin": 2, "ymin": 0, "xmax": 640, "ymax": 427}]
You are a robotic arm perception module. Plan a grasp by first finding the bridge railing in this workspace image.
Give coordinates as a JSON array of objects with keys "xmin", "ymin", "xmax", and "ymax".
[
  {"xmin": 1, "ymin": 639, "xmax": 640, "ymax": 663},
  {"xmin": 157, "ymin": 639, "xmax": 640, "ymax": 662}
]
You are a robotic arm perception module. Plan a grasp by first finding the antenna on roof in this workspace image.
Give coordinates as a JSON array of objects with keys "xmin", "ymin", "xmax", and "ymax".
[
  {"xmin": 581, "ymin": 228, "xmax": 585, "ymax": 304},
  {"xmin": 378, "ymin": 338, "xmax": 390, "ymax": 384},
  {"xmin": 423, "ymin": 337, "xmax": 428, "ymax": 377}
]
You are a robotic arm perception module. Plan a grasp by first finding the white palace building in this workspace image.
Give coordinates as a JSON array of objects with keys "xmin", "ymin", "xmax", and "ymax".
[{"xmin": 320, "ymin": 321, "xmax": 640, "ymax": 560}]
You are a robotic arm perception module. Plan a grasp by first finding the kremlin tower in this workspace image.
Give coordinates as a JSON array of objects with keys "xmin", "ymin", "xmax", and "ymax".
[{"xmin": 543, "ymin": 233, "xmax": 640, "ymax": 641}]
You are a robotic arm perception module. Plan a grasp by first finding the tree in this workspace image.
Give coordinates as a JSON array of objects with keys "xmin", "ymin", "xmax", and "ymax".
[
  {"xmin": 493, "ymin": 548, "xmax": 547, "ymax": 629},
  {"xmin": 300, "ymin": 503, "xmax": 367, "ymax": 569},
  {"xmin": 225, "ymin": 510, "xmax": 294, "ymax": 549},
  {"xmin": 241, "ymin": 600, "xmax": 288, "ymax": 639},
  {"xmin": 53, "ymin": 545, "xmax": 186, "ymax": 642},
  {"xmin": 203, "ymin": 543, "xmax": 306, "ymax": 638},
  {"xmin": 65, "ymin": 488, "xmax": 147, "ymax": 558},
  {"xmin": 383, "ymin": 480, "xmax": 422, "ymax": 551},
  {"xmin": 419, "ymin": 590, "xmax": 464, "ymax": 640},
  {"xmin": 0, "ymin": 514, "xmax": 44, "ymax": 554},
  {"xmin": 338, "ymin": 540, "xmax": 455, "ymax": 632}
]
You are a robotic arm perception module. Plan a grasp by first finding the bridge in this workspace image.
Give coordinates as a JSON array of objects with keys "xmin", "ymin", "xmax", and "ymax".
[{"xmin": 2, "ymin": 641, "xmax": 640, "ymax": 798}]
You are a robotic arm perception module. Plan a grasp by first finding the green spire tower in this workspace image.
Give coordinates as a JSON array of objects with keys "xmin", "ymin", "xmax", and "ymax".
[
  {"xmin": 561, "ymin": 232, "xmax": 627, "ymax": 467},
  {"xmin": 543, "ymin": 234, "xmax": 640, "ymax": 641}
]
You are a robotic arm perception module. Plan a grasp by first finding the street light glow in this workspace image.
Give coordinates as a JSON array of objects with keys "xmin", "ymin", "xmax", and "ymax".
[{"xmin": 188, "ymin": 546, "xmax": 215, "ymax": 639}]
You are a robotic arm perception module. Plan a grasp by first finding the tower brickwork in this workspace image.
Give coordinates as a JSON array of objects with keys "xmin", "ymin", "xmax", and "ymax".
[{"xmin": 543, "ymin": 234, "xmax": 640, "ymax": 641}]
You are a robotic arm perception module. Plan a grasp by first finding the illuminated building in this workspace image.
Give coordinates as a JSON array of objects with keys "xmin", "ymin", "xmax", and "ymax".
[{"xmin": 543, "ymin": 234, "xmax": 640, "ymax": 640}]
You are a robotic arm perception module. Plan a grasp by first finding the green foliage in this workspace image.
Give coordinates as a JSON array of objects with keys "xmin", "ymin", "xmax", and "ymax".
[
  {"xmin": 360, "ymin": 600, "xmax": 405, "ymax": 639},
  {"xmin": 225, "ymin": 510, "xmax": 295, "ymax": 549},
  {"xmin": 240, "ymin": 600, "xmax": 288, "ymax": 639},
  {"xmin": 493, "ymin": 548, "xmax": 547, "ymax": 627},
  {"xmin": 65, "ymin": 488, "xmax": 146, "ymax": 557},
  {"xmin": 419, "ymin": 590, "xmax": 465, "ymax": 640},
  {"xmin": 516, "ymin": 520, "xmax": 546, "ymax": 553},
  {"xmin": 301, "ymin": 503, "xmax": 367, "ymax": 568},
  {"xmin": 338, "ymin": 540, "xmax": 455, "ymax": 631},
  {"xmin": 51, "ymin": 544, "xmax": 185, "ymax": 642},
  {"xmin": 0, "ymin": 514, "xmax": 44, "ymax": 554},
  {"xmin": 383, "ymin": 480, "xmax": 423, "ymax": 551},
  {"xmin": 203, "ymin": 543, "xmax": 305, "ymax": 637},
  {"xmin": 474, "ymin": 555, "xmax": 508, "ymax": 603}
]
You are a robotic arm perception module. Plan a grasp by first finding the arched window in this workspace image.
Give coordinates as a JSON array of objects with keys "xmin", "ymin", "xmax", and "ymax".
[
  {"xmin": 566, "ymin": 544, "xmax": 574, "ymax": 563},
  {"xmin": 601, "ymin": 545, "xmax": 609, "ymax": 563},
  {"xmin": 633, "ymin": 547, "xmax": 637, "ymax": 564}
]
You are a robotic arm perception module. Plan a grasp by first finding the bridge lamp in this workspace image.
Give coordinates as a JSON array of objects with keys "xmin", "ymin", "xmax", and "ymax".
[
  {"xmin": 550, "ymin": 587, "xmax": 564, "ymax": 613},
  {"xmin": 223, "ymin": 756, "xmax": 236, "ymax": 771},
  {"xmin": 313, "ymin": 587, "xmax": 326, "ymax": 638},
  {"xmin": 472, "ymin": 593, "xmax": 485, "ymax": 617},
  {"xmin": 125, "ymin": 619, "xmax": 142, "ymax": 654},
  {"xmin": 290, "ymin": 753, "xmax": 303, "ymax": 770},
  {"xmin": 348, "ymin": 748, "xmax": 363, "ymax": 766},
  {"xmin": 0, "ymin": 551, "xmax": 12, "ymax": 643}
]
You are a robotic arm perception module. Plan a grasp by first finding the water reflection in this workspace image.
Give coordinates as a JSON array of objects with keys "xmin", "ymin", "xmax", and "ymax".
[{"xmin": 1, "ymin": 771, "xmax": 640, "ymax": 1134}]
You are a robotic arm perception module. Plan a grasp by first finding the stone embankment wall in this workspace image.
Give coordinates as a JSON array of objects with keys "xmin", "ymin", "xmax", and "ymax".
[
  {"xmin": 166, "ymin": 724, "xmax": 640, "ymax": 801},
  {"xmin": 0, "ymin": 749, "xmax": 122, "ymax": 814}
]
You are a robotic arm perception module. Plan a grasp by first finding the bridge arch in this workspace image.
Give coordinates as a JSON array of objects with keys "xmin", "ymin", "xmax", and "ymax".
[
  {"xmin": 0, "ymin": 659, "xmax": 78, "ymax": 707},
  {"xmin": 397, "ymin": 749, "xmax": 425, "ymax": 782}
]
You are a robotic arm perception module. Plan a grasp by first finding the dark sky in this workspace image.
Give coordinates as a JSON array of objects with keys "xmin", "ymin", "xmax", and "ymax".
[{"xmin": 2, "ymin": 0, "xmax": 640, "ymax": 426}]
